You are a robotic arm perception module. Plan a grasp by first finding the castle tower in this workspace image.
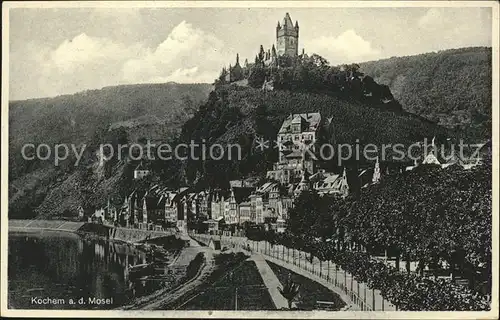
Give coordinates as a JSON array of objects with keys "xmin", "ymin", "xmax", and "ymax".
[{"xmin": 276, "ymin": 13, "xmax": 299, "ymax": 57}]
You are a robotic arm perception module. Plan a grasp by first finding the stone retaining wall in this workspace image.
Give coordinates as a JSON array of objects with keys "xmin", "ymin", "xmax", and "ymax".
[{"xmin": 9, "ymin": 220, "xmax": 176, "ymax": 243}]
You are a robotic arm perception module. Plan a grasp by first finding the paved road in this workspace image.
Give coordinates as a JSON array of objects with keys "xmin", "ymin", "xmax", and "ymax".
[{"xmin": 192, "ymin": 234, "xmax": 396, "ymax": 311}]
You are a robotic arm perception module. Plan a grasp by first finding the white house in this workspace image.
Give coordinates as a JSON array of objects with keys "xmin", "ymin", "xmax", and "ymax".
[{"xmin": 133, "ymin": 163, "xmax": 150, "ymax": 180}]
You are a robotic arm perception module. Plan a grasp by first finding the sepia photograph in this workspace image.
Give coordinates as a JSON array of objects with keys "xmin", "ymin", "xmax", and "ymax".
[{"xmin": 1, "ymin": 1, "xmax": 498, "ymax": 318}]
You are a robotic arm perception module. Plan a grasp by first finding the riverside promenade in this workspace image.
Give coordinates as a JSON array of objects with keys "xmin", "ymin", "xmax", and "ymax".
[{"xmin": 190, "ymin": 233, "xmax": 396, "ymax": 311}]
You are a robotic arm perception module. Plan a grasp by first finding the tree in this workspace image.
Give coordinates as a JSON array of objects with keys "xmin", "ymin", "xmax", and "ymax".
[
  {"xmin": 248, "ymin": 65, "xmax": 266, "ymax": 88},
  {"xmin": 278, "ymin": 274, "xmax": 300, "ymax": 309}
]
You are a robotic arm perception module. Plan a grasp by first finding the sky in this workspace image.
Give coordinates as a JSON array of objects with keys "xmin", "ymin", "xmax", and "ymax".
[{"xmin": 8, "ymin": 6, "xmax": 493, "ymax": 100}]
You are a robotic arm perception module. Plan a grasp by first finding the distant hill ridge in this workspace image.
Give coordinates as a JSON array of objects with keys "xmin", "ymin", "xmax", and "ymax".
[
  {"xmin": 360, "ymin": 47, "xmax": 492, "ymax": 135},
  {"xmin": 9, "ymin": 82, "xmax": 213, "ymax": 173}
]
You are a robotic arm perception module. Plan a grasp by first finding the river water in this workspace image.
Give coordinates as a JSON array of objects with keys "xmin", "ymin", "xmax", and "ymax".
[{"xmin": 8, "ymin": 231, "xmax": 148, "ymax": 310}]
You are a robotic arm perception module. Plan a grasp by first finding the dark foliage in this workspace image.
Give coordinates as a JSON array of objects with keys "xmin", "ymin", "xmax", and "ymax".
[
  {"xmin": 247, "ymin": 160, "xmax": 492, "ymax": 310},
  {"xmin": 180, "ymin": 85, "xmax": 445, "ymax": 189},
  {"xmin": 360, "ymin": 47, "xmax": 492, "ymax": 139}
]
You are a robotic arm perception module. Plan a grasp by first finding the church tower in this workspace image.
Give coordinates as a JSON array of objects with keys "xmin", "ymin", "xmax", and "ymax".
[{"xmin": 276, "ymin": 13, "xmax": 299, "ymax": 57}]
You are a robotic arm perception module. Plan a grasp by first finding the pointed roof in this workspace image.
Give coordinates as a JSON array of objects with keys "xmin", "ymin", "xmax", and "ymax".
[
  {"xmin": 256, "ymin": 182, "xmax": 277, "ymax": 194},
  {"xmin": 291, "ymin": 114, "xmax": 306, "ymax": 124},
  {"xmin": 284, "ymin": 150, "xmax": 303, "ymax": 159},
  {"xmin": 282, "ymin": 12, "xmax": 294, "ymax": 27},
  {"xmin": 279, "ymin": 113, "xmax": 322, "ymax": 134}
]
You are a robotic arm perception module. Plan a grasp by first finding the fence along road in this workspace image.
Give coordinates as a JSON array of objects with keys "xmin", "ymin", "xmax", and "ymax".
[{"xmin": 190, "ymin": 233, "xmax": 396, "ymax": 311}]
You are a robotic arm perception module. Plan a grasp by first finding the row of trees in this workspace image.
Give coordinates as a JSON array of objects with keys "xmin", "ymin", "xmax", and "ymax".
[{"xmin": 247, "ymin": 161, "xmax": 491, "ymax": 310}]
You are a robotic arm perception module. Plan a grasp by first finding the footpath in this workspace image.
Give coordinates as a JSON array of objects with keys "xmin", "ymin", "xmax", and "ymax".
[{"xmin": 250, "ymin": 254, "xmax": 293, "ymax": 309}]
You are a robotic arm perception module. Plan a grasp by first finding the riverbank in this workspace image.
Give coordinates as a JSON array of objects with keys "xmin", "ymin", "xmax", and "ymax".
[
  {"xmin": 8, "ymin": 219, "xmax": 85, "ymax": 232},
  {"xmin": 8, "ymin": 220, "xmax": 195, "ymax": 310},
  {"xmin": 8, "ymin": 219, "xmax": 178, "ymax": 244}
]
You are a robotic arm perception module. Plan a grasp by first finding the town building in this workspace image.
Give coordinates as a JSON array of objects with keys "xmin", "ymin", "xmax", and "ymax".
[
  {"xmin": 311, "ymin": 168, "xmax": 349, "ymax": 197},
  {"xmin": 205, "ymin": 216, "xmax": 224, "ymax": 235},
  {"xmin": 133, "ymin": 163, "xmax": 150, "ymax": 180},
  {"xmin": 163, "ymin": 191, "xmax": 179, "ymax": 224},
  {"xmin": 141, "ymin": 194, "xmax": 166, "ymax": 229},
  {"xmin": 92, "ymin": 208, "xmax": 105, "ymax": 224},
  {"xmin": 226, "ymin": 186, "xmax": 255, "ymax": 225},
  {"xmin": 270, "ymin": 113, "xmax": 322, "ymax": 184}
]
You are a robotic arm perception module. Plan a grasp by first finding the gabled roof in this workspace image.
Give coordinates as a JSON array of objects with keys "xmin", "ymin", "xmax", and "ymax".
[
  {"xmin": 204, "ymin": 216, "xmax": 224, "ymax": 223},
  {"xmin": 291, "ymin": 115, "xmax": 305, "ymax": 124},
  {"xmin": 135, "ymin": 162, "xmax": 149, "ymax": 171},
  {"xmin": 256, "ymin": 182, "xmax": 277, "ymax": 194},
  {"xmin": 285, "ymin": 150, "xmax": 303, "ymax": 158},
  {"xmin": 314, "ymin": 173, "xmax": 344, "ymax": 191},
  {"xmin": 422, "ymin": 151, "xmax": 442, "ymax": 165},
  {"xmin": 171, "ymin": 187, "xmax": 192, "ymax": 203},
  {"xmin": 279, "ymin": 113, "xmax": 321, "ymax": 134}
]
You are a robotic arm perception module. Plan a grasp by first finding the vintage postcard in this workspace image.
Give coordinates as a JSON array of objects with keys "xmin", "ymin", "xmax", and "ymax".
[{"xmin": 1, "ymin": 1, "xmax": 498, "ymax": 318}]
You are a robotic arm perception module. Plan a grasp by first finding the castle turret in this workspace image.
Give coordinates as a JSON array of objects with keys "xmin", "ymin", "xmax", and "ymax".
[{"xmin": 276, "ymin": 12, "xmax": 299, "ymax": 57}]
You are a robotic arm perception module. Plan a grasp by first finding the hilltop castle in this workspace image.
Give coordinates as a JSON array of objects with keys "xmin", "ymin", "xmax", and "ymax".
[{"xmin": 220, "ymin": 13, "xmax": 306, "ymax": 84}]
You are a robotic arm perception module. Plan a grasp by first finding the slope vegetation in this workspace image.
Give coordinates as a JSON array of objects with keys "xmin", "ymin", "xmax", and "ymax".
[
  {"xmin": 180, "ymin": 86, "xmax": 446, "ymax": 188},
  {"xmin": 360, "ymin": 47, "xmax": 491, "ymax": 137}
]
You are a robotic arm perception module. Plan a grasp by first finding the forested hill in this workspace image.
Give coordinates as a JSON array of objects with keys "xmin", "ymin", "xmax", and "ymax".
[
  {"xmin": 359, "ymin": 47, "xmax": 492, "ymax": 137},
  {"xmin": 9, "ymin": 82, "xmax": 213, "ymax": 178},
  {"xmin": 8, "ymin": 82, "xmax": 212, "ymax": 219},
  {"xmin": 179, "ymin": 86, "xmax": 447, "ymax": 189}
]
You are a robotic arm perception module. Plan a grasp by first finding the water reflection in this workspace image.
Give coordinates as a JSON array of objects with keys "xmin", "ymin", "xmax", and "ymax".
[{"xmin": 8, "ymin": 232, "xmax": 149, "ymax": 310}]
